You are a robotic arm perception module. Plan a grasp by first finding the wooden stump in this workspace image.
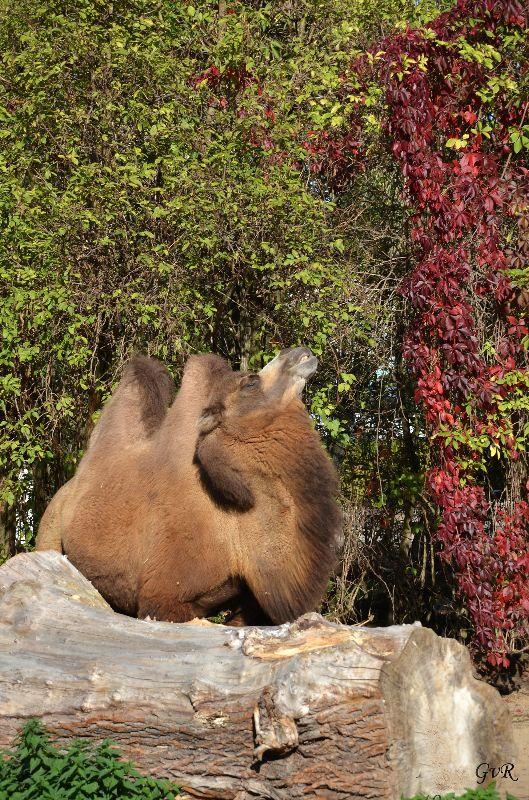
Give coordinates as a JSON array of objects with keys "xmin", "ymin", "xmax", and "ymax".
[{"xmin": 0, "ymin": 552, "xmax": 515, "ymax": 799}]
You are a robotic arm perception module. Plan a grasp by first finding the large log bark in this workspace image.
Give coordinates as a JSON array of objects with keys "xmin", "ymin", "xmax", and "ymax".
[{"xmin": 0, "ymin": 552, "xmax": 515, "ymax": 800}]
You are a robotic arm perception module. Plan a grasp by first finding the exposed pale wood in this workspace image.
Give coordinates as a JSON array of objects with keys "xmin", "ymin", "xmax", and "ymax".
[
  {"xmin": 504, "ymin": 684, "xmax": 529, "ymax": 800},
  {"xmin": 0, "ymin": 552, "xmax": 515, "ymax": 800}
]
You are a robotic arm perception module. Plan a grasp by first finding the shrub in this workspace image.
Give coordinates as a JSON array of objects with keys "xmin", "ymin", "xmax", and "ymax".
[{"xmin": 0, "ymin": 719, "xmax": 180, "ymax": 800}]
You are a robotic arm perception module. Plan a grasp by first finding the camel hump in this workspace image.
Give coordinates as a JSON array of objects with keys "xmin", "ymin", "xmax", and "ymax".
[
  {"xmin": 86, "ymin": 355, "xmax": 176, "ymax": 455},
  {"xmin": 125, "ymin": 356, "xmax": 176, "ymax": 436}
]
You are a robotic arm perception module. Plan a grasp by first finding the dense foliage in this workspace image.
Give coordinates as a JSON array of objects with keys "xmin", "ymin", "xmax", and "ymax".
[
  {"xmin": 0, "ymin": 0, "xmax": 414, "ymax": 540},
  {"xmin": 1, "ymin": 0, "xmax": 528, "ymax": 670},
  {"xmin": 0, "ymin": 720, "xmax": 180, "ymax": 799}
]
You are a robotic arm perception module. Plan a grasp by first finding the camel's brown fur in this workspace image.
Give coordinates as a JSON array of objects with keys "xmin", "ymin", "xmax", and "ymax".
[{"xmin": 37, "ymin": 349, "xmax": 342, "ymax": 625}]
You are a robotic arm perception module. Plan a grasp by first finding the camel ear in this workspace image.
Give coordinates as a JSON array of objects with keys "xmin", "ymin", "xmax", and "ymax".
[{"xmin": 194, "ymin": 428, "xmax": 254, "ymax": 512}]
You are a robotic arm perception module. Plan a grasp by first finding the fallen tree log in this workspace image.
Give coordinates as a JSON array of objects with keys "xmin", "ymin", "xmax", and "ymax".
[{"xmin": 0, "ymin": 551, "xmax": 515, "ymax": 800}]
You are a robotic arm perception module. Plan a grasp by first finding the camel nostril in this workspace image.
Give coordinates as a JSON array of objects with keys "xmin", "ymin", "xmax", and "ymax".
[
  {"xmin": 291, "ymin": 351, "xmax": 318, "ymax": 382},
  {"xmin": 289, "ymin": 346, "xmax": 313, "ymax": 364}
]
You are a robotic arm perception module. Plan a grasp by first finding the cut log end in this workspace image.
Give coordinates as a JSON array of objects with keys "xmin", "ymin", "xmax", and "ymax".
[
  {"xmin": 0, "ymin": 551, "xmax": 516, "ymax": 800},
  {"xmin": 381, "ymin": 627, "xmax": 513, "ymax": 798}
]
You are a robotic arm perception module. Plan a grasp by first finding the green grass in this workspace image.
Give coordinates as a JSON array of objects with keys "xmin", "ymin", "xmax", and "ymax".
[{"xmin": 0, "ymin": 720, "xmax": 180, "ymax": 800}]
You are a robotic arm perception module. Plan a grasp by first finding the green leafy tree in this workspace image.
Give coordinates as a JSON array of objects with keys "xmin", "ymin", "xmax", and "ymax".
[{"xmin": 0, "ymin": 0, "xmax": 417, "ymax": 548}]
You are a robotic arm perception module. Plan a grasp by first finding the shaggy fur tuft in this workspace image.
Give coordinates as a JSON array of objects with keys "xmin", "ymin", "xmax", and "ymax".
[{"xmin": 219, "ymin": 407, "xmax": 342, "ymax": 622}]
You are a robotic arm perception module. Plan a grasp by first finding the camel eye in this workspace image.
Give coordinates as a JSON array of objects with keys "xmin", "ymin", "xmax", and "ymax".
[{"xmin": 241, "ymin": 375, "xmax": 260, "ymax": 391}]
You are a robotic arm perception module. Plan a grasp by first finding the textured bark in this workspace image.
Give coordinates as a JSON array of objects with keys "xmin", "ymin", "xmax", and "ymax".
[{"xmin": 0, "ymin": 552, "xmax": 515, "ymax": 800}]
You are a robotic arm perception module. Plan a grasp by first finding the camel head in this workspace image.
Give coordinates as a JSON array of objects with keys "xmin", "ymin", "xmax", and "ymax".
[
  {"xmin": 258, "ymin": 346, "xmax": 318, "ymax": 402},
  {"xmin": 196, "ymin": 346, "xmax": 318, "ymax": 436}
]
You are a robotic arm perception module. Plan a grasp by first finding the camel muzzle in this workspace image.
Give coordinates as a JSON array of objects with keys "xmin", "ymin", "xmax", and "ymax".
[{"xmin": 260, "ymin": 346, "xmax": 318, "ymax": 380}]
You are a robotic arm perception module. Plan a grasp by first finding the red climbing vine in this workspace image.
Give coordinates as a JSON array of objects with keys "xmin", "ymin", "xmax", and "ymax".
[{"xmin": 376, "ymin": 0, "xmax": 529, "ymax": 666}]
